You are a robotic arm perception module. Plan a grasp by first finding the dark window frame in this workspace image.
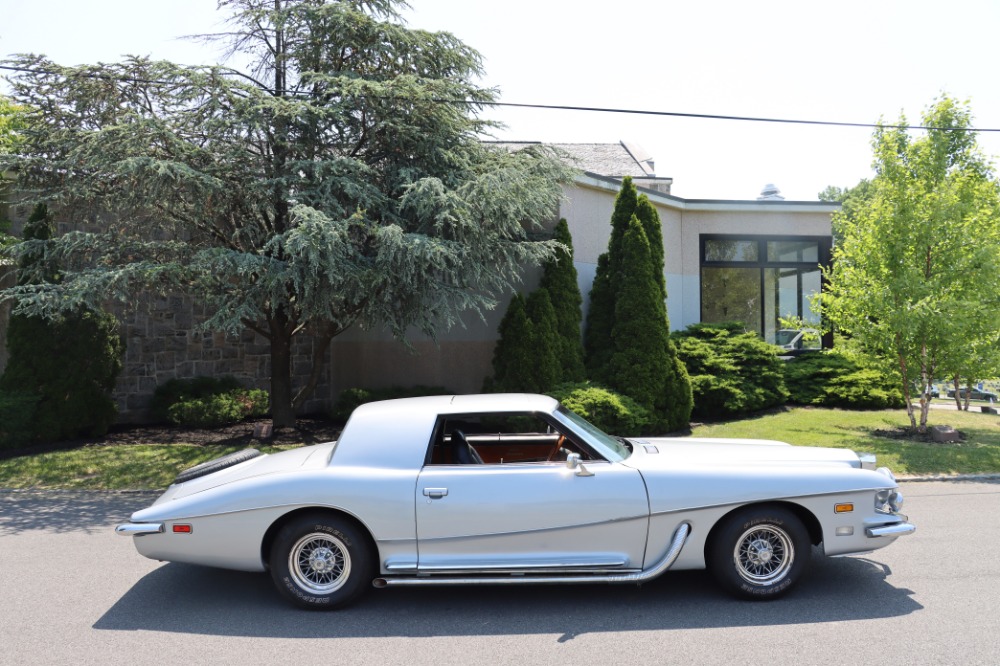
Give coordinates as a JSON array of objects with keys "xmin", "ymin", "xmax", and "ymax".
[{"xmin": 699, "ymin": 234, "xmax": 833, "ymax": 349}]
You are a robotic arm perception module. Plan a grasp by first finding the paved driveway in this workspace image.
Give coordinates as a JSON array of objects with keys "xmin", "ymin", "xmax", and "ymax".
[{"xmin": 2, "ymin": 481, "xmax": 998, "ymax": 665}]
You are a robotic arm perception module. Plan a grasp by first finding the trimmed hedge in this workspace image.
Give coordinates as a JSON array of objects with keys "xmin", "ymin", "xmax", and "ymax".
[
  {"xmin": 783, "ymin": 351, "xmax": 905, "ymax": 409},
  {"xmin": 547, "ymin": 382, "xmax": 652, "ymax": 436},
  {"xmin": 331, "ymin": 385, "xmax": 452, "ymax": 422},
  {"xmin": 151, "ymin": 376, "xmax": 269, "ymax": 427}
]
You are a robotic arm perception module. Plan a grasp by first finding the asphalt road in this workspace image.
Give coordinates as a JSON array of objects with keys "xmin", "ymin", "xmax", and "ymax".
[{"xmin": 2, "ymin": 481, "xmax": 998, "ymax": 666}]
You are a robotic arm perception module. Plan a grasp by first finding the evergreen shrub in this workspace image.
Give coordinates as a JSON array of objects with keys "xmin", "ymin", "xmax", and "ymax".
[
  {"xmin": 783, "ymin": 351, "xmax": 905, "ymax": 409},
  {"xmin": 0, "ymin": 309, "xmax": 123, "ymax": 441},
  {"xmin": 547, "ymin": 382, "xmax": 651, "ymax": 436},
  {"xmin": 0, "ymin": 390, "xmax": 39, "ymax": 450},
  {"xmin": 151, "ymin": 376, "xmax": 268, "ymax": 427},
  {"xmin": 673, "ymin": 322, "xmax": 789, "ymax": 419}
]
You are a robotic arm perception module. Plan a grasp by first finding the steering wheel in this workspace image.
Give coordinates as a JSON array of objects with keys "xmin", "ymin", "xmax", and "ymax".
[{"xmin": 547, "ymin": 434, "xmax": 567, "ymax": 462}]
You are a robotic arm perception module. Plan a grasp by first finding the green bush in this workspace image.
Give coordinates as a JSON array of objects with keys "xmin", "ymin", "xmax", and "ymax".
[
  {"xmin": 547, "ymin": 382, "xmax": 652, "ymax": 436},
  {"xmin": 673, "ymin": 322, "xmax": 789, "ymax": 419},
  {"xmin": 0, "ymin": 204, "xmax": 124, "ymax": 443},
  {"xmin": 167, "ymin": 389, "xmax": 270, "ymax": 428},
  {"xmin": 783, "ymin": 351, "xmax": 905, "ymax": 409},
  {"xmin": 0, "ymin": 390, "xmax": 40, "ymax": 450},
  {"xmin": 151, "ymin": 376, "xmax": 268, "ymax": 427},
  {"xmin": 331, "ymin": 385, "xmax": 452, "ymax": 422},
  {"xmin": 0, "ymin": 309, "xmax": 123, "ymax": 442}
]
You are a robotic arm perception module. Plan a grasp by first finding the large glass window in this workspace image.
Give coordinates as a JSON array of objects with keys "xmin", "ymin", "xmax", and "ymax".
[{"xmin": 700, "ymin": 235, "xmax": 830, "ymax": 347}]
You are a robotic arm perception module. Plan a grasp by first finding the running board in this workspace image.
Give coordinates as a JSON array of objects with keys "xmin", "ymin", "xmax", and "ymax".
[{"xmin": 372, "ymin": 522, "xmax": 690, "ymax": 588}]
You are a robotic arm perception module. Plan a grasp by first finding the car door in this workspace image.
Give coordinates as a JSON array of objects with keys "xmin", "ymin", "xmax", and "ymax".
[{"xmin": 415, "ymin": 451, "xmax": 650, "ymax": 573}]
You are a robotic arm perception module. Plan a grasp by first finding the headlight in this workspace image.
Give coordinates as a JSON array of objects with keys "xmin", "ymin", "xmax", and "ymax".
[{"xmin": 875, "ymin": 488, "xmax": 904, "ymax": 514}]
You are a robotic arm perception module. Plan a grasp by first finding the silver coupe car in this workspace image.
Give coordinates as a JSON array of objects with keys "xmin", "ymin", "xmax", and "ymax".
[{"xmin": 116, "ymin": 394, "xmax": 914, "ymax": 609}]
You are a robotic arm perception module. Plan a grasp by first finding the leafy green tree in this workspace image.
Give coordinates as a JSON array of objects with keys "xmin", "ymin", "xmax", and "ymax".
[
  {"xmin": 0, "ymin": 205, "xmax": 123, "ymax": 441},
  {"xmin": 585, "ymin": 176, "xmax": 638, "ymax": 380},
  {"xmin": 0, "ymin": 0, "xmax": 573, "ymax": 427},
  {"xmin": 539, "ymin": 219, "xmax": 585, "ymax": 381},
  {"xmin": 822, "ymin": 96, "xmax": 1000, "ymax": 431},
  {"xmin": 818, "ymin": 179, "xmax": 873, "ymax": 244},
  {"xmin": 0, "ymin": 95, "xmax": 27, "ymax": 155},
  {"xmin": 608, "ymin": 216, "xmax": 691, "ymax": 432}
]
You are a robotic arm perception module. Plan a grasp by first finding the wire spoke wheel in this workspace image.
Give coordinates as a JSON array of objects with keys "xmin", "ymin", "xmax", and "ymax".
[
  {"xmin": 733, "ymin": 524, "xmax": 794, "ymax": 585},
  {"xmin": 289, "ymin": 532, "xmax": 352, "ymax": 595}
]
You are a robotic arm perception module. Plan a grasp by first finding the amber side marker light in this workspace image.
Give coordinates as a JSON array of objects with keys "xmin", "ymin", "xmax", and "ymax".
[
  {"xmin": 172, "ymin": 524, "xmax": 193, "ymax": 534},
  {"xmin": 834, "ymin": 503, "xmax": 854, "ymax": 513}
]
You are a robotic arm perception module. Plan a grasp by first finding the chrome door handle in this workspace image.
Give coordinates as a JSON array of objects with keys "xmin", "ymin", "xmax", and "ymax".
[{"xmin": 422, "ymin": 488, "xmax": 448, "ymax": 499}]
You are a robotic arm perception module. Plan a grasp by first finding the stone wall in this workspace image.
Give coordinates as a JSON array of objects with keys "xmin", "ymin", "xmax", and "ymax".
[{"xmin": 1, "ymin": 201, "xmax": 332, "ymax": 423}]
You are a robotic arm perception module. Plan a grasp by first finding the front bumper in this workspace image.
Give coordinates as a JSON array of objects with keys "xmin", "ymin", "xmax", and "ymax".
[
  {"xmin": 866, "ymin": 521, "xmax": 916, "ymax": 538},
  {"xmin": 115, "ymin": 522, "xmax": 164, "ymax": 536}
]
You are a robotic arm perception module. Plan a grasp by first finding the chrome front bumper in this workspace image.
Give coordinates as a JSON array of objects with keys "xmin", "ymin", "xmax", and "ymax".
[
  {"xmin": 115, "ymin": 522, "xmax": 164, "ymax": 536},
  {"xmin": 866, "ymin": 521, "xmax": 916, "ymax": 538}
]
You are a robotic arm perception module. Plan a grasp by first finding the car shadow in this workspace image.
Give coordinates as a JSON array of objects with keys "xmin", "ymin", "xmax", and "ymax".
[{"xmin": 94, "ymin": 548, "xmax": 921, "ymax": 638}]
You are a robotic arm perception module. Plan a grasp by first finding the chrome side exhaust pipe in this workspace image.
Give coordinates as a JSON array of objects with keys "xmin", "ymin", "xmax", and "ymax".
[{"xmin": 372, "ymin": 522, "xmax": 690, "ymax": 588}]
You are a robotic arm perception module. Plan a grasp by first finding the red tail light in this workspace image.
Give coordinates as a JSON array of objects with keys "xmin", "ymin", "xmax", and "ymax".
[{"xmin": 172, "ymin": 524, "xmax": 193, "ymax": 534}]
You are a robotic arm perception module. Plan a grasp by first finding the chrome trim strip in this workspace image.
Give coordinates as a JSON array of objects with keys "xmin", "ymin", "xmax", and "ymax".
[
  {"xmin": 866, "ymin": 522, "xmax": 916, "ymax": 538},
  {"xmin": 417, "ymin": 558, "xmax": 628, "ymax": 572},
  {"xmin": 373, "ymin": 522, "xmax": 690, "ymax": 588},
  {"xmin": 115, "ymin": 523, "xmax": 164, "ymax": 536},
  {"xmin": 417, "ymin": 514, "xmax": 648, "ymax": 542}
]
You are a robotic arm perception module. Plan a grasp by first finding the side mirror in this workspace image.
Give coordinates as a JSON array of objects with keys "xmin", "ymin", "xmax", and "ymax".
[{"xmin": 565, "ymin": 453, "xmax": 594, "ymax": 477}]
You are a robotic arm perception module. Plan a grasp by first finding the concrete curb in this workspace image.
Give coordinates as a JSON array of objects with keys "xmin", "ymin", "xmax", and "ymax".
[{"xmin": 896, "ymin": 473, "xmax": 1000, "ymax": 483}]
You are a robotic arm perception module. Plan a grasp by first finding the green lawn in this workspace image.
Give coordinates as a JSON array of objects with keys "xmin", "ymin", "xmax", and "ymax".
[
  {"xmin": 0, "ymin": 443, "xmax": 300, "ymax": 491},
  {"xmin": 688, "ymin": 407, "xmax": 1000, "ymax": 477},
  {"xmin": 1, "ymin": 406, "xmax": 999, "ymax": 490}
]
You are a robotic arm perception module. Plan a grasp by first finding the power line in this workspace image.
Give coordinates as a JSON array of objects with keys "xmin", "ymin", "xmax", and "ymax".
[{"xmin": 2, "ymin": 62, "xmax": 995, "ymax": 133}]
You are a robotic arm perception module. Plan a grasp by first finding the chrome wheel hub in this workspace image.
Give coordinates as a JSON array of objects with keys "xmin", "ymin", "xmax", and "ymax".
[
  {"xmin": 734, "ymin": 525, "xmax": 794, "ymax": 586},
  {"xmin": 289, "ymin": 532, "xmax": 351, "ymax": 594}
]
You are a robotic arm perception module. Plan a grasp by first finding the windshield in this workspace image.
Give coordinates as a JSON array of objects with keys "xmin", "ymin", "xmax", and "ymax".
[
  {"xmin": 553, "ymin": 405, "xmax": 631, "ymax": 462},
  {"xmin": 774, "ymin": 329, "xmax": 799, "ymax": 346}
]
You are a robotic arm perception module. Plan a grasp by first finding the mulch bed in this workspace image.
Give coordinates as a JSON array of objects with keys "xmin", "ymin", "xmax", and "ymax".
[{"xmin": 873, "ymin": 427, "xmax": 966, "ymax": 444}]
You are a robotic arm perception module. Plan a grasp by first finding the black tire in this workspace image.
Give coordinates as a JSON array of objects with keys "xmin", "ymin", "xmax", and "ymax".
[
  {"xmin": 269, "ymin": 513, "xmax": 374, "ymax": 610},
  {"xmin": 173, "ymin": 448, "xmax": 261, "ymax": 484},
  {"xmin": 708, "ymin": 505, "xmax": 810, "ymax": 600}
]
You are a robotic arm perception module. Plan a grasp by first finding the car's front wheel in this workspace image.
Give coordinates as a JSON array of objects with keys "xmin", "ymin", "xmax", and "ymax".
[
  {"xmin": 708, "ymin": 505, "xmax": 810, "ymax": 600},
  {"xmin": 269, "ymin": 513, "xmax": 374, "ymax": 610}
]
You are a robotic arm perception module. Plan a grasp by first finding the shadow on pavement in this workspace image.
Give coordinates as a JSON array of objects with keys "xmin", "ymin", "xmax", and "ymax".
[
  {"xmin": 0, "ymin": 490, "xmax": 160, "ymax": 535},
  {"xmin": 94, "ymin": 549, "xmax": 921, "ymax": 639}
]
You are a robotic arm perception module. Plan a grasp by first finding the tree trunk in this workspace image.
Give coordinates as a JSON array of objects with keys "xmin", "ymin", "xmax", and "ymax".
[
  {"xmin": 898, "ymin": 351, "xmax": 918, "ymax": 431},
  {"xmin": 952, "ymin": 376, "xmax": 963, "ymax": 410},
  {"xmin": 269, "ymin": 321, "xmax": 296, "ymax": 429}
]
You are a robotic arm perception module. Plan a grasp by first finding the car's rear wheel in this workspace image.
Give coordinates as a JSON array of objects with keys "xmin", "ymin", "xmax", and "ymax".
[
  {"xmin": 269, "ymin": 513, "xmax": 374, "ymax": 610},
  {"xmin": 708, "ymin": 505, "xmax": 810, "ymax": 600}
]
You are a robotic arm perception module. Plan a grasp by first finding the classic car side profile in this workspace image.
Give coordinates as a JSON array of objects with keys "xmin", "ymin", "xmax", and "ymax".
[{"xmin": 116, "ymin": 394, "xmax": 914, "ymax": 609}]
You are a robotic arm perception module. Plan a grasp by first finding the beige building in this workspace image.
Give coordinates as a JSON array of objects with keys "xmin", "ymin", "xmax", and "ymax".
[{"xmin": 329, "ymin": 142, "xmax": 838, "ymax": 396}]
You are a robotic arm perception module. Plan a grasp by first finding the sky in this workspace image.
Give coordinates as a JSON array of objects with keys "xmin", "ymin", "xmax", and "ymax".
[{"xmin": 3, "ymin": 0, "xmax": 1000, "ymax": 200}]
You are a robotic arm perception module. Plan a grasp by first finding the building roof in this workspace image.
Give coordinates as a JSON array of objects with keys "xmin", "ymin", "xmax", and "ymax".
[{"xmin": 488, "ymin": 140, "xmax": 659, "ymax": 178}]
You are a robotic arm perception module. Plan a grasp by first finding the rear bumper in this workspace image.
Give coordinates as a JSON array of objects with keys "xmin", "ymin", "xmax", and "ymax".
[{"xmin": 115, "ymin": 522, "xmax": 164, "ymax": 536}]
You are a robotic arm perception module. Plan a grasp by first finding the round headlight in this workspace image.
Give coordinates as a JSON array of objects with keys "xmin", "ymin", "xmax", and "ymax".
[
  {"xmin": 876, "ymin": 466, "xmax": 896, "ymax": 482},
  {"xmin": 889, "ymin": 490, "xmax": 904, "ymax": 513}
]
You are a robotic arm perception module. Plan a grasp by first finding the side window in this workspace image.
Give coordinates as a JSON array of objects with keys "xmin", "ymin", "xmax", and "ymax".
[{"xmin": 427, "ymin": 413, "xmax": 594, "ymax": 465}]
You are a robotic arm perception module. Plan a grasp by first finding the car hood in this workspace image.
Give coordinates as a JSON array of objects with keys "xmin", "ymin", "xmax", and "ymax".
[
  {"xmin": 152, "ymin": 441, "xmax": 337, "ymax": 505},
  {"xmin": 623, "ymin": 437, "xmax": 862, "ymax": 471}
]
